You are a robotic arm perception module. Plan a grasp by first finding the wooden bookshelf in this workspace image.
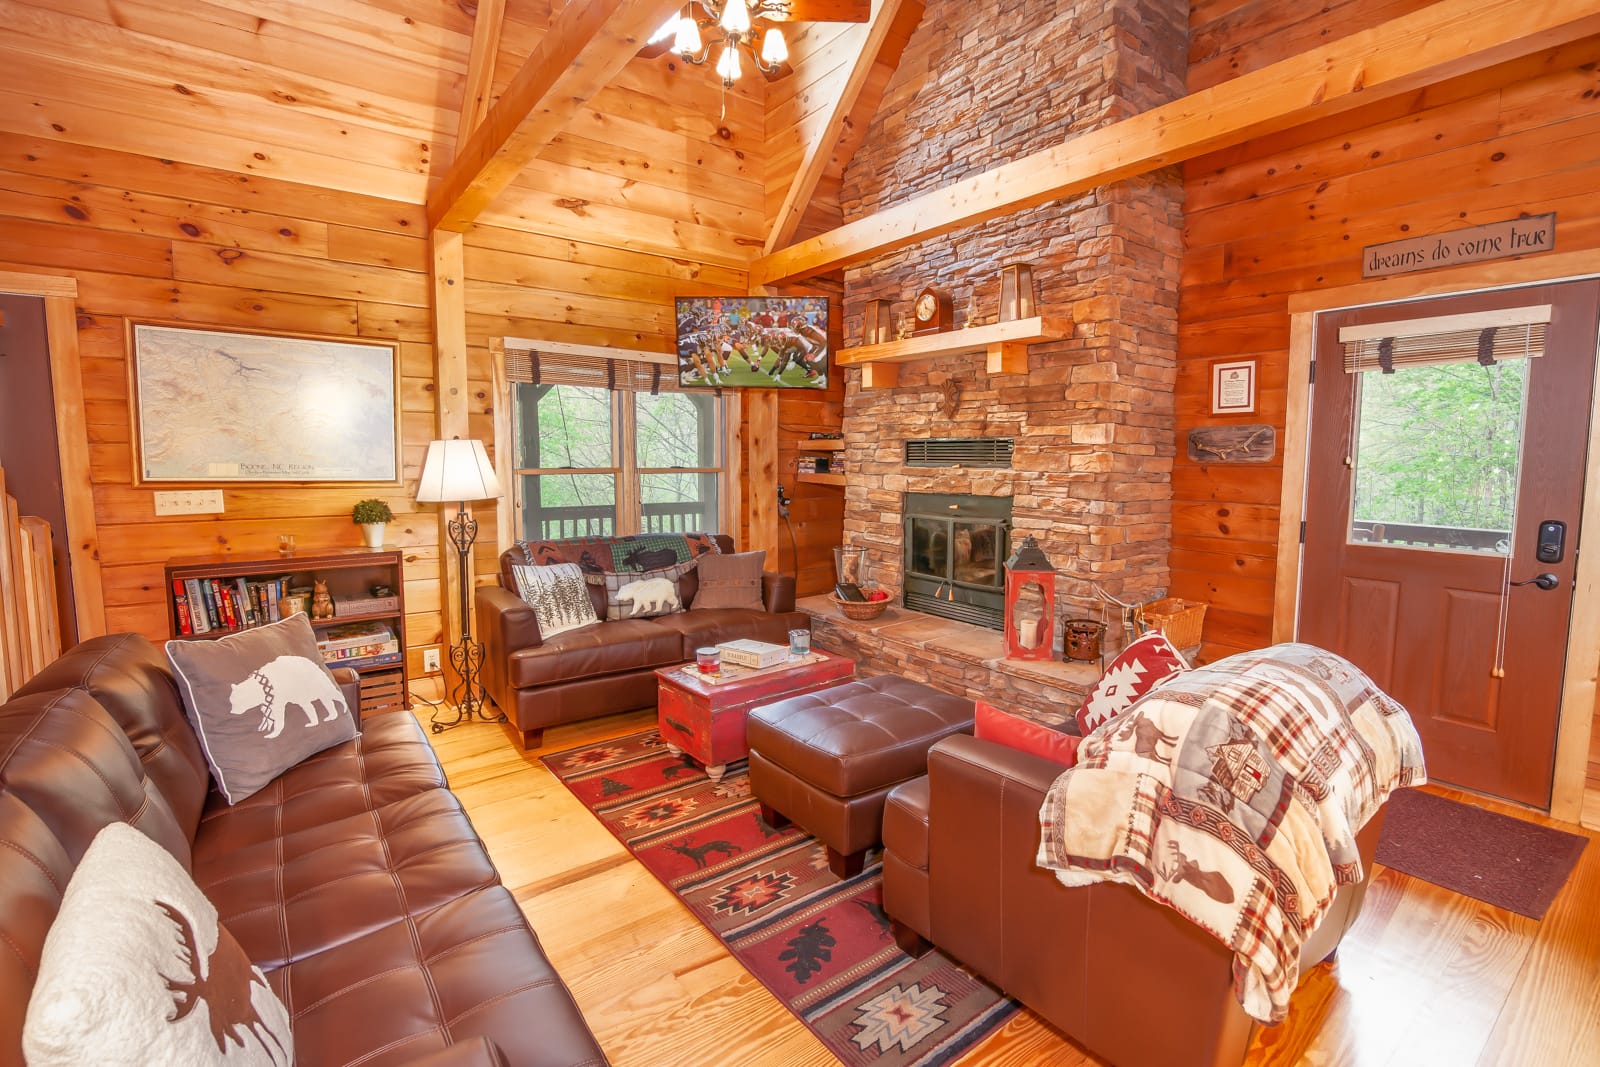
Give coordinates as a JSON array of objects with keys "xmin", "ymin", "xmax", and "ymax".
[
  {"xmin": 796, "ymin": 471, "xmax": 847, "ymax": 486},
  {"xmin": 163, "ymin": 547, "xmax": 408, "ymax": 713}
]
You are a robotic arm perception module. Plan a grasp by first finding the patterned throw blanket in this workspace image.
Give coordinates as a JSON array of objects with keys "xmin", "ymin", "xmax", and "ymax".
[{"xmin": 1036, "ymin": 643, "xmax": 1426, "ymax": 1024}]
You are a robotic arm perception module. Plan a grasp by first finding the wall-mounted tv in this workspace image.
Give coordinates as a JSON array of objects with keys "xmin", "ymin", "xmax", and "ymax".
[{"xmin": 675, "ymin": 296, "xmax": 830, "ymax": 390}]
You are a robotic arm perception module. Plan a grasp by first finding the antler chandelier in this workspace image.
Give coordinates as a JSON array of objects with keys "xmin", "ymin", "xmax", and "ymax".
[{"xmin": 651, "ymin": 0, "xmax": 791, "ymax": 89}]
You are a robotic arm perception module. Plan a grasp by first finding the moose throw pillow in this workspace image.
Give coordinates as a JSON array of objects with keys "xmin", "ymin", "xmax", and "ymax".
[
  {"xmin": 23, "ymin": 822, "xmax": 293, "ymax": 1066},
  {"xmin": 166, "ymin": 612, "xmax": 356, "ymax": 803}
]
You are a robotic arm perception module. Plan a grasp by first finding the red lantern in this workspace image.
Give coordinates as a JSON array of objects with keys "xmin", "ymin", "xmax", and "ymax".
[{"xmin": 1004, "ymin": 535, "xmax": 1057, "ymax": 660}]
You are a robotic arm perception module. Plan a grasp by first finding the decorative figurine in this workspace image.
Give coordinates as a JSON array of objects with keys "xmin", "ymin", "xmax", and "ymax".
[{"xmin": 311, "ymin": 577, "xmax": 335, "ymax": 620}]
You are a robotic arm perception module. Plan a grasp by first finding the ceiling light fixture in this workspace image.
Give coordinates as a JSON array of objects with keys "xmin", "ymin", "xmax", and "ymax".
[{"xmin": 652, "ymin": 0, "xmax": 792, "ymax": 90}]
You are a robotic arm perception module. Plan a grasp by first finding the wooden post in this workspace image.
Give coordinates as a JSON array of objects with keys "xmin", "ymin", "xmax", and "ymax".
[
  {"xmin": 431, "ymin": 229, "xmax": 471, "ymax": 697},
  {"xmin": 746, "ymin": 392, "xmax": 780, "ymax": 561}
]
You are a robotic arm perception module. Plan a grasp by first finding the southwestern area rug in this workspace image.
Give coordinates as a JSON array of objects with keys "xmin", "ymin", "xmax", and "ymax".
[
  {"xmin": 1375, "ymin": 787, "xmax": 1588, "ymax": 920},
  {"xmin": 542, "ymin": 729, "xmax": 1018, "ymax": 1067}
]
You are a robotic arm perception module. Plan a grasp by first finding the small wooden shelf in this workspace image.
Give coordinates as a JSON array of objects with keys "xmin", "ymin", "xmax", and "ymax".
[
  {"xmin": 164, "ymin": 547, "xmax": 409, "ymax": 715},
  {"xmin": 802, "ymin": 439, "xmax": 845, "ymax": 452},
  {"xmin": 836, "ymin": 315, "xmax": 1070, "ymax": 388},
  {"xmin": 796, "ymin": 472, "xmax": 846, "ymax": 487}
]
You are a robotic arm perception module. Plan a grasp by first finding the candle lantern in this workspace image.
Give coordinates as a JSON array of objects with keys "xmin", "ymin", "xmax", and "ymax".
[
  {"xmin": 998, "ymin": 262, "xmax": 1036, "ymax": 322},
  {"xmin": 862, "ymin": 299, "xmax": 893, "ymax": 344},
  {"xmin": 1004, "ymin": 535, "xmax": 1057, "ymax": 660}
]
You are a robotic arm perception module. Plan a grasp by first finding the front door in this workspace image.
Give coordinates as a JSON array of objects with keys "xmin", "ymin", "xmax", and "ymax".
[{"xmin": 1300, "ymin": 280, "xmax": 1600, "ymax": 808}]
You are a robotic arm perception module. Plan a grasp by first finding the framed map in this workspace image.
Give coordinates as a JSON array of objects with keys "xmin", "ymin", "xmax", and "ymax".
[{"xmin": 129, "ymin": 322, "xmax": 399, "ymax": 484}]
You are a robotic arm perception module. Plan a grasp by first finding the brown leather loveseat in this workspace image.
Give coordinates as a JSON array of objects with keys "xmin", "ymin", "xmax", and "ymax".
[
  {"xmin": 478, "ymin": 532, "xmax": 809, "ymax": 749},
  {"xmin": 0, "ymin": 632, "xmax": 608, "ymax": 1067}
]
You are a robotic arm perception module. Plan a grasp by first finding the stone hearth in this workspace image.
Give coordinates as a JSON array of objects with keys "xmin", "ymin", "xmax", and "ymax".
[{"xmin": 800, "ymin": 596, "xmax": 1099, "ymax": 726}]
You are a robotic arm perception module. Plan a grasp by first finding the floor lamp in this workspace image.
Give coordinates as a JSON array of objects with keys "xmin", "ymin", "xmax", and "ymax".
[{"xmin": 416, "ymin": 438, "xmax": 503, "ymax": 732}]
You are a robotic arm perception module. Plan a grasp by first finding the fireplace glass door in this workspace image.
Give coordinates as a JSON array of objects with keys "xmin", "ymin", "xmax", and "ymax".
[{"xmin": 902, "ymin": 494, "xmax": 1011, "ymax": 629}]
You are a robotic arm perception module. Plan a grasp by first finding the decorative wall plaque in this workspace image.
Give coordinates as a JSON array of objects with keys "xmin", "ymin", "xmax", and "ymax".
[
  {"xmin": 1362, "ymin": 213, "xmax": 1556, "ymax": 278},
  {"xmin": 1187, "ymin": 425, "xmax": 1276, "ymax": 464}
]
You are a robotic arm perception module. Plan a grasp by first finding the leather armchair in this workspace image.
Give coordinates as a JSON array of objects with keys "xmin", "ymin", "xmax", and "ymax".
[{"xmin": 883, "ymin": 734, "xmax": 1384, "ymax": 1067}]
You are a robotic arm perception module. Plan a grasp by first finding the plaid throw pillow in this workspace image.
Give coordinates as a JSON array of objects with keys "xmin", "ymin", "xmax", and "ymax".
[{"xmin": 585, "ymin": 560, "xmax": 697, "ymax": 619}]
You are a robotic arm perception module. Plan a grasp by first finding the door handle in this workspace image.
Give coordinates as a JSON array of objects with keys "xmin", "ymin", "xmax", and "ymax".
[{"xmin": 1510, "ymin": 573, "xmax": 1560, "ymax": 590}]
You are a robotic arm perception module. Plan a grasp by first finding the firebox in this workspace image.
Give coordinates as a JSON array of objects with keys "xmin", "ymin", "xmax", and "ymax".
[{"xmin": 902, "ymin": 493, "xmax": 1012, "ymax": 629}]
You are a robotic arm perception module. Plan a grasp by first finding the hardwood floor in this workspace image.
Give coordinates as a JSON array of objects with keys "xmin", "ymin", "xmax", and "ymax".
[{"xmin": 406, "ymin": 696, "xmax": 1600, "ymax": 1067}]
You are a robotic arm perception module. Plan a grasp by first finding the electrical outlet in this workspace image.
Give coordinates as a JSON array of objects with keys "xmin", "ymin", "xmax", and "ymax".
[
  {"xmin": 153, "ymin": 490, "xmax": 224, "ymax": 516},
  {"xmin": 422, "ymin": 648, "xmax": 442, "ymax": 673}
]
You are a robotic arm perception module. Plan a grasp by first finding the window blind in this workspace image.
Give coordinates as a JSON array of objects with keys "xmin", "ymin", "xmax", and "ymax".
[
  {"xmin": 1338, "ymin": 305, "xmax": 1552, "ymax": 374},
  {"xmin": 504, "ymin": 347, "xmax": 684, "ymax": 394}
]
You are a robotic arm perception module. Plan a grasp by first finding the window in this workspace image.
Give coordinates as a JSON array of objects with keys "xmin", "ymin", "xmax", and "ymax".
[
  {"xmin": 509, "ymin": 354, "xmax": 726, "ymax": 540},
  {"xmin": 1339, "ymin": 305, "xmax": 1546, "ymax": 553}
]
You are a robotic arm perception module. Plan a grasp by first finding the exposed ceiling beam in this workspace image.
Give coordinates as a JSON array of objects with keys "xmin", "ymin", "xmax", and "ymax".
[
  {"xmin": 750, "ymin": 0, "xmax": 1600, "ymax": 286},
  {"xmin": 764, "ymin": 0, "xmax": 909, "ymax": 254},
  {"xmin": 454, "ymin": 0, "xmax": 507, "ymax": 149},
  {"xmin": 428, "ymin": 0, "xmax": 681, "ymax": 232}
]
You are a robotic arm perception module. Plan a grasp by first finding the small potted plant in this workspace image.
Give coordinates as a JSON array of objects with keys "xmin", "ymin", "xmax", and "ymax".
[{"xmin": 352, "ymin": 498, "xmax": 394, "ymax": 548}]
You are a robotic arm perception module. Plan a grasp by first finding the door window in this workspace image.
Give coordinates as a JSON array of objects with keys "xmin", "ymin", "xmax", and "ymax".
[
  {"xmin": 1349, "ymin": 359, "xmax": 1527, "ymax": 553},
  {"xmin": 1340, "ymin": 307, "xmax": 1547, "ymax": 553}
]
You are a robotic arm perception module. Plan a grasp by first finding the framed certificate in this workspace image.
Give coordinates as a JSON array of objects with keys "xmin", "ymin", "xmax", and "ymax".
[{"xmin": 1211, "ymin": 360, "xmax": 1256, "ymax": 415}]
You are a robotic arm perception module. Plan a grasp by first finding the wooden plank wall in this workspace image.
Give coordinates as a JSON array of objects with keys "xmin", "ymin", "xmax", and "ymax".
[
  {"xmin": 0, "ymin": 132, "xmax": 447, "ymax": 678},
  {"xmin": 1172, "ymin": 7, "xmax": 1600, "ymax": 802}
]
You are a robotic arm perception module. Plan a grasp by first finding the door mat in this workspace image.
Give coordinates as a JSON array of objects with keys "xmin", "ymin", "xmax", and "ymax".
[
  {"xmin": 1374, "ymin": 788, "xmax": 1588, "ymax": 919},
  {"xmin": 542, "ymin": 729, "xmax": 1017, "ymax": 1067}
]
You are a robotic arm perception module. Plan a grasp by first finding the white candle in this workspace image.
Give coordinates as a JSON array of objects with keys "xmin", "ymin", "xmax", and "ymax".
[{"xmin": 1018, "ymin": 619, "xmax": 1040, "ymax": 649}]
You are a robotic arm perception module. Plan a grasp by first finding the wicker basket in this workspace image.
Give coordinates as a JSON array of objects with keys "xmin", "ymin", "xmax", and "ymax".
[
  {"xmin": 1141, "ymin": 597, "xmax": 1207, "ymax": 649},
  {"xmin": 830, "ymin": 590, "xmax": 891, "ymax": 621}
]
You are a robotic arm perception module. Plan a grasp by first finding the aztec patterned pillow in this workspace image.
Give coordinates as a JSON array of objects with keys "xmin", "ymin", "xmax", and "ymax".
[
  {"xmin": 511, "ymin": 562, "xmax": 600, "ymax": 639},
  {"xmin": 585, "ymin": 559, "xmax": 698, "ymax": 620},
  {"xmin": 23, "ymin": 822, "xmax": 293, "ymax": 1067},
  {"xmin": 975, "ymin": 700, "xmax": 1081, "ymax": 768},
  {"xmin": 166, "ymin": 613, "xmax": 356, "ymax": 804},
  {"xmin": 1074, "ymin": 630, "xmax": 1190, "ymax": 734}
]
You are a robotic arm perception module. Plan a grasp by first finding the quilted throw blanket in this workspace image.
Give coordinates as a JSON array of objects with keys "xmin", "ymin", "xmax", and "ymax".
[{"xmin": 1036, "ymin": 643, "xmax": 1426, "ymax": 1024}]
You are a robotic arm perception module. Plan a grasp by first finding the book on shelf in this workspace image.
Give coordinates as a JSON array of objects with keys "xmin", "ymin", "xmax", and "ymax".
[
  {"xmin": 331, "ymin": 650, "xmax": 403, "ymax": 671},
  {"xmin": 317, "ymin": 620, "xmax": 396, "ymax": 648},
  {"xmin": 183, "ymin": 579, "xmax": 211, "ymax": 634},
  {"xmin": 171, "ymin": 579, "xmax": 193, "ymax": 636}
]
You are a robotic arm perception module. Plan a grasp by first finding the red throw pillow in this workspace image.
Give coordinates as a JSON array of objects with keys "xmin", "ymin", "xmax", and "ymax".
[
  {"xmin": 975, "ymin": 700, "xmax": 1082, "ymax": 768},
  {"xmin": 1074, "ymin": 631, "xmax": 1190, "ymax": 734}
]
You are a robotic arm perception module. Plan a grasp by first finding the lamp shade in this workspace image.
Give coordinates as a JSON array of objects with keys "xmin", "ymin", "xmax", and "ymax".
[{"xmin": 415, "ymin": 439, "xmax": 501, "ymax": 504}]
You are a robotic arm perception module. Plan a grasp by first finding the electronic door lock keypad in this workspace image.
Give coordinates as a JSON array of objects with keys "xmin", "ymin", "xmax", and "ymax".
[{"xmin": 1536, "ymin": 520, "xmax": 1566, "ymax": 564}]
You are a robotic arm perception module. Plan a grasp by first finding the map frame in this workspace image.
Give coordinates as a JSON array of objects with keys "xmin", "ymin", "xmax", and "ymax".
[{"xmin": 128, "ymin": 321, "xmax": 401, "ymax": 485}]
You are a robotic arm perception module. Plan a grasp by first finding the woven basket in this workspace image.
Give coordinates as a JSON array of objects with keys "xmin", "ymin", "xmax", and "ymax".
[
  {"xmin": 830, "ymin": 590, "xmax": 891, "ymax": 621},
  {"xmin": 1141, "ymin": 597, "xmax": 1207, "ymax": 649}
]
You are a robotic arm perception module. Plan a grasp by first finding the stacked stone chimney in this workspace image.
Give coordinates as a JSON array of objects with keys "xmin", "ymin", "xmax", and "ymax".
[{"xmin": 837, "ymin": 0, "xmax": 1188, "ymax": 635}]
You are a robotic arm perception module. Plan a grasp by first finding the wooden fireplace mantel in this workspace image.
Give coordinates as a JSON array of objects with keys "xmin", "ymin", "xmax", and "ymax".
[{"xmin": 835, "ymin": 315, "xmax": 1071, "ymax": 388}]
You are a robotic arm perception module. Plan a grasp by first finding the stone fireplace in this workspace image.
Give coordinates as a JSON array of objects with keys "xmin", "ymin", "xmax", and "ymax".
[{"xmin": 805, "ymin": 0, "xmax": 1188, "ymax": 721}]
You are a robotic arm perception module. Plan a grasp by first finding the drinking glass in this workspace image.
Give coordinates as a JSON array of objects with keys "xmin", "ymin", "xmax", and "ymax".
[
  {"xmin": 695, "ymin": 646, "xmax": 721, "ymax": 674},
  {"xmin": 789, "ymin": 629, "xmax": 811, "ymax": 657}
]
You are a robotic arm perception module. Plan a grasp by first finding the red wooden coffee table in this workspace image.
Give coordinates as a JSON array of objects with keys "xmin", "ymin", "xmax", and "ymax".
[{"xmin": 655, "ymin": 649, "xmax": 854, "ymax": 781}]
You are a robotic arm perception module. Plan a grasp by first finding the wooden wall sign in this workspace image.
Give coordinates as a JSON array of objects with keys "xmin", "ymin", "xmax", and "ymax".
[
  {"xmin": 1362, "ymin": 213, "xmax": 1556, "ymax": 278},
  {"xmin": 1188, "ymin": 425, "xmax": 1276, "ymax": 463}
]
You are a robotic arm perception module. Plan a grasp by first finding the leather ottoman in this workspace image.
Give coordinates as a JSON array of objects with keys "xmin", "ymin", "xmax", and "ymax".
[{"xmin": 746, "ymin": 675, "xmax": 975, "ymax": 878}]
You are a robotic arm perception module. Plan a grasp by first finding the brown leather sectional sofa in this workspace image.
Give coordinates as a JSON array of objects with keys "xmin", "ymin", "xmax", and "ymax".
[
  {"xmin": 0, "ymin": 632, "xmax": 608, "ymax": 1067},
  {"xmin": 478, "ymin": 533, "xmax": 810, "ymax": 749},
  {"xmin": 883, "ymin": 734, "xmax": 1385, "ymax": 1067}
]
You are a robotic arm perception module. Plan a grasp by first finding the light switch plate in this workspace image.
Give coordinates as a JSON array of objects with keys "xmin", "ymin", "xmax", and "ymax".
[{"xmin": 153, "ymin": 489, "xmax": 224, "ymax": 516}]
